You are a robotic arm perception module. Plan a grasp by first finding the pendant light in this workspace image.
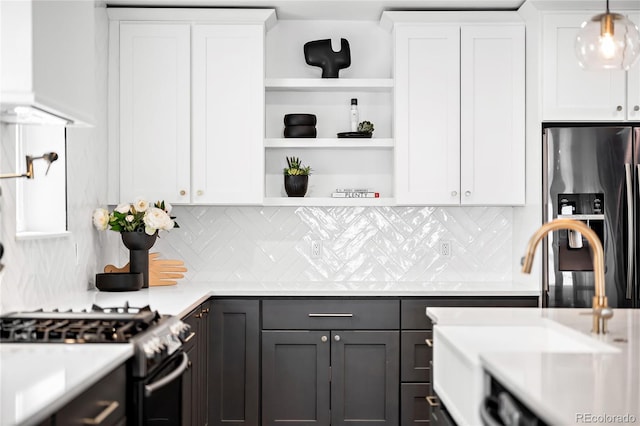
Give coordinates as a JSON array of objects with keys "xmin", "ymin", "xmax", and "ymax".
[{"xmin": 574, "ymin": 0, "xmax": 640, "ymax": 70}]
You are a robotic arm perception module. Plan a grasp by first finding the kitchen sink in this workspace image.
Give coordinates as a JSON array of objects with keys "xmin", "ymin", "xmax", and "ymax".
[{"xmin": 433, "ymin": 321, "xmax": 619, "ymax": 426}]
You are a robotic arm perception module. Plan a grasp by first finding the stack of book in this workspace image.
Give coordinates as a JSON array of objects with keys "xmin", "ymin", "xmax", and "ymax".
[{"xmin": 331, "ymin": 188, "xmax": 380, "ymax": 198}]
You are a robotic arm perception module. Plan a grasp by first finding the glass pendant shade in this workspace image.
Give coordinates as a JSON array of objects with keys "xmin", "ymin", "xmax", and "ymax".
[{"xmin": 575, "ymin": 11, "xmax": 640, "ymax": 70}]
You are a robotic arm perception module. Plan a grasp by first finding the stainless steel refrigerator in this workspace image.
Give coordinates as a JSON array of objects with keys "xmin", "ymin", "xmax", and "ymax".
[{"xmin": 543, "ymin": 124, "xmax": 640, "ymax": 309}]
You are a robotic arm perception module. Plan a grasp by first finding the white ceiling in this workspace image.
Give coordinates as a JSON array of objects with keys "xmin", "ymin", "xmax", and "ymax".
[{"xmin": 105, "ymin": 0, "xmax": 528, "ymax": 20}]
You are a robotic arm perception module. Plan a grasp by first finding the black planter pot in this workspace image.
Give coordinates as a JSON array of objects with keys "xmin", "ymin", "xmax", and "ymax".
[
  {"xmin": 284, "ymin": 175, "xmax": 309, "ymax": 197},
  {"xmin": 121, "ymin": 230, "xmax": 158, "ymax": 288}
]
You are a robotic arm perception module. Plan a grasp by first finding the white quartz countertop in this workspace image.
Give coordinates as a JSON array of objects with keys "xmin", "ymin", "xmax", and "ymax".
[
  {"xmin": 0, "ymin": 344, "xmax": 133, "ymax": 426},
  {"xmin": 1, "ymin": 280, "xmax": 539, "ymax": 317},
  {"xmin": 0, "ymin": 281, "xmax": 538, "ymax": 425},
  {"xmin": 427, "ymin": 307, "xmax": 640, "ymax": 426}
]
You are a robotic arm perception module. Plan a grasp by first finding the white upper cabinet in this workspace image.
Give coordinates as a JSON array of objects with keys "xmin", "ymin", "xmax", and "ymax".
[
  {"xmin": 386, "ymin": 12, "xmax": 525, "ymax": 206},
  {"xmin": 394, "ymin": 25, "xmax": 461, "ymax": 205},
  {"xmin": 108, "ymin": 9, "xmax": 275, "ymax": 205},
  {"xmin": 460, "ymin": 25, "xmax": 525, "ymax": 205},
  {"xmin": 542, "ymin": 12, "xmax": 640, "ymax": 121},
  {"xmin": 118, "ymin": 23, "xmax": 191, "ymax": 204},
  {"xmin": 192, "ymin": 25, "xmax": 264, "ymax": 204},
  {"xmin": 0, "ymin": 0, "xmax": 94, "ymax": 125}
]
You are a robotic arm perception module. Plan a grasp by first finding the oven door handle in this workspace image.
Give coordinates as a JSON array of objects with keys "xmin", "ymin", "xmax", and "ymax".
[{"xmin": 145, "ymin": 352, "xmax": 189, "ymax": 398}]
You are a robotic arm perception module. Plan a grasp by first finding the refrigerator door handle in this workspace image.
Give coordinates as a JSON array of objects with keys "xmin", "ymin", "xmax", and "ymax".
[{"xmin": 625, "ymin": 164, "xmax": 634, "ymax": 300}]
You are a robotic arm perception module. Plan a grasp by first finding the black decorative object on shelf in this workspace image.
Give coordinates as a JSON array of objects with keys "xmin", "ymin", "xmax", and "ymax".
[
  {"xmin": 284, "ymin": 175, "xmax": 309, "ymax": 197},
  {"xmin": 284, "ymin": 114, "xmax": 317, "ymax": 126},
  {"xmin": 304, "ymin": 38, "xmax": 351, "ymax": 78},
  {"xmin": 284, "ymin": 113, "xmax": 317, "ymax": 138},
  {"xmin": 285, "ymin": 126, "xmax": 317, "ymax": 138},
  {"xmin": 337, "ymin": 131, "xmax": 372, "ymax": 138}
]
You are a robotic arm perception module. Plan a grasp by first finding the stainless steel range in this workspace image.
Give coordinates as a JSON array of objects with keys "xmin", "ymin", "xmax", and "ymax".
[{"xmin": 0, "ymin": 302, "xmax": 193, "ymax": 425}]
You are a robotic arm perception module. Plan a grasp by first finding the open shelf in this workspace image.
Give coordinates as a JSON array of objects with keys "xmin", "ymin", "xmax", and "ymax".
[
  {"xmin": 264, "ymin": 138, "xmax": 394, "ymax": 148},
  {"xmin": 265, "ymin": 78, "xmax": 394, "ymax": 92},
  {"xmin": 263, "ymin": 197, "xmax": 394, "ymax": 206}
]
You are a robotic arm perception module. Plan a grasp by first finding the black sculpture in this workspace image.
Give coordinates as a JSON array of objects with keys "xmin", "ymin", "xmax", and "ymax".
[{"xmin": 303, "ymin": 38, "xmax": 351, "ymax": 78}]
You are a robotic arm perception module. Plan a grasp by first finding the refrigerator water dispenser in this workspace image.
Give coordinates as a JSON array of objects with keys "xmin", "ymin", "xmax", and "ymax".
[{"xmin": 556, "ymin": 193, "xmax": 605, "ymax": 271}]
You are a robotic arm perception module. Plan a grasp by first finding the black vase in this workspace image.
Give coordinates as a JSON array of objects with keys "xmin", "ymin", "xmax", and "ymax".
[
  {"xmin": 303, "ymin": 38, "xmax": 351, "ymax": 78},
  {"xmin": 284, "ymin": 175, "xmax": 309, "ymax": 197},
  {"xmin": 121, "ymin": 231, "xmax": 158, "ymax": 288}
]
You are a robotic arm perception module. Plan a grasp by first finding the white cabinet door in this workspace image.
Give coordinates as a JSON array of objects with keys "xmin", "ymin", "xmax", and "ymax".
[
  {"xmin": 460, "ymin": 25, "xmax": 525, "ymax": 205},
  {"xmin": 542, "ymin": 13, "xmax": 627, "ymax": 121},
  {"xmin": 626, "ymin": 13, "xmax": 640, "ymax": 121},
  {"xmin": 192, "ymin": 25, "xmax": 264, "ymax": 204},
  {"xmin": 394, "ymin": 25, "xmax": 461, "ymax": 205},
  {"xmin": 119, "ymin": 23, "xmax": 191, "ymax": 204}
]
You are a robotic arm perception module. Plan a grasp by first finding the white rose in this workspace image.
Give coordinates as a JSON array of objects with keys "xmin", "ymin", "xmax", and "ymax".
[
  {"xmin": 133, "ymin": 197, "xmax": 149, "ymax": 213},
  {"xmin": 163, "ymin": 201, "xmax": 173, "ymax": 215},
  {"xmin": 125, "ymin": 215, "xmax": 135, "ymax": 222},
  {"xmin": 92, "ymin": 208, "xmax": 110, "ymax": 230},
  {"xmin": 115, "ymin": 203, "xmax": 131, "ymax": 214},
  {"xmin": 143, "ymin": 207, "xmax": 173, "ymax": 234}
]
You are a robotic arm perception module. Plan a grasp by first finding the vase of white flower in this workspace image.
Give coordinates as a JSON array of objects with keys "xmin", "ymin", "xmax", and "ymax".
[
  {"xmin": 121, "ymin": 230, "xmax": 158, "ymax": 288},
  {"xmin": 93, "ymin": 197, "xmax": 179, "ymax": 290}
]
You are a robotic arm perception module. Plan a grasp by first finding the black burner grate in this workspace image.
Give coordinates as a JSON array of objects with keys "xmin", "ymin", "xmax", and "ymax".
[{"xmin": 0, "ymin": 303, "xmax": 160, "ymax": 343}]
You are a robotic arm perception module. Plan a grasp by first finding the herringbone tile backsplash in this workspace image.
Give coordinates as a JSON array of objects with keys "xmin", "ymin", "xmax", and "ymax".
[{"xmin": 149, "ymin": 205, "xmax": 513, "ymax": 283}]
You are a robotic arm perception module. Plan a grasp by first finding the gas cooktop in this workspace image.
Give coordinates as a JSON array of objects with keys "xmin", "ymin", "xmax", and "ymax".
[{"xmin": 0, "ymin": 302, "xmax": 192, "ymax": 377}]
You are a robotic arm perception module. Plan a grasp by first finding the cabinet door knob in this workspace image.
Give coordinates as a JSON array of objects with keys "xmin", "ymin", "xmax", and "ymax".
[
  {"xmin": 197, "ymin": 190, "xmax": 203, "ymax": 196},
  {"xmin": 451, "ymin": 191, "xmax": 458, "ymax": 197},
  {"xmin": 465, "ymin": 191, "xmax": 471, "ymax": 196},
  {"xmin": 321, "ymin": 335, "xmax": 328, "ymax": 343},
  {"xmin": 180, "ymin": 190, "xmax": 186, "ymax": 196},
  {"xmin": 617, "ymin": 105, "xmax": 623, "ymax": 111},
  {"xmin": 334, "ymin": 335, "xmax": 341, "ymax": 342},
  {"xmin": 634, "ymin": 105, "xmax": 640, "ymax": 112}
]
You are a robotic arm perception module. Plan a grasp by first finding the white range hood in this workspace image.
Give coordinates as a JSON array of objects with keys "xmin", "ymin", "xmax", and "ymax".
[{"xmin": 0, "ymin": 0, "xmax": 95, "ymax": 126}]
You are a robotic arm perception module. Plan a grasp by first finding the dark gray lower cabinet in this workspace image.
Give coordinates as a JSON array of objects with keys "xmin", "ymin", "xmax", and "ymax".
[
  {"xmin": 262, "ymin": 330, "xmax": 330, "ymax": 425},
  {"xmin": 209, "ymin": 299, "xmax": 259, "ymax": 426},
  {"xmin": 53, "ymin": 363, "xmax": 127, "ymax": 426},
  {"xmin": 182, "ymin": 301, "xmax": 211, "ymax": 426},
  {"xmin": 262, "ymin": 330, "xmax": 399, "ymax": 426}
]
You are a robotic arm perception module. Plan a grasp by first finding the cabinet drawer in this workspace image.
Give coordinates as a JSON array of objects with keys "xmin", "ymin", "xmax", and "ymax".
[
  {"xmin": 401, "ymin": 383, "xmax": 430, "ymax": 426},
  {"xmin": 401, "ymin": 331, "xmax": 432, "ymax": 382},
  {"xmin": 401, "ymin": 297, "xmax": 539, "ymax": 329},
  {"xmin": 262, "ymin": 299, "xmax": 399, "ymax": 329},
  {"xmin": 55, "ymin": 363, "xmax": 126, "ymax": 426}
]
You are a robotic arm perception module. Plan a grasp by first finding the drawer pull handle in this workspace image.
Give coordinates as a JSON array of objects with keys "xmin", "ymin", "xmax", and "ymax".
[
  {"xmin": 82, "ymin": 400, "xmax": 119, "ymax": 425},
  {"xmin": 183, "ymin": 332, "xmax": 195, "ymax": 343},
  {"xmin": 426, "ymin": 396, "xmax": 440, "ymax": 407},
  {"xmin": 425, "ymin": 338, "xmax": 433, "ymax": 347},
  {"xmin": 308, "ymin": 313, "xmax": 353, "ymax": 317}
]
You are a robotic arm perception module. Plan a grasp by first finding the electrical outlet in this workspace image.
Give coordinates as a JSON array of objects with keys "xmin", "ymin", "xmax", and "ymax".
[
  {"xmin": 440, "ymin": 241, "xmax": 451, "ymax": 257},
  {"xmin": 311, "ymin": 240, "xmax": 322, "ymax": 259}
]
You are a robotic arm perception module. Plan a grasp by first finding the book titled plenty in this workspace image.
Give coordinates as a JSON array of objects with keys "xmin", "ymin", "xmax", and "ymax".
[{"xmin": 331, "ymin": 191, "xmax": 380, "ymax": 198}]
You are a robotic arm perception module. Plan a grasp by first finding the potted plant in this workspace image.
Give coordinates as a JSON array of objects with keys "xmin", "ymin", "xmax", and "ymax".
[
  {"xmin": 283, "ymin": 156, "xmax": 312, "ymax": 197},
  {"xmin": 357, "ymin": 120, "xmax": 374, "ymax": 137}
]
